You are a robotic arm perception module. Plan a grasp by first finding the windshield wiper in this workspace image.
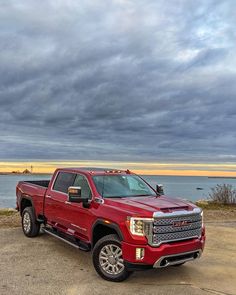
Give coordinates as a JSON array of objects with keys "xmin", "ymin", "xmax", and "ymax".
[
  {"xmin": 108, "ymin": 194, "xmax": 152, "ymax": 198},
  {"xmin": 130, "ymin": 194, "xmax": 151, "ymax": 197},
  {"xmin": 105, "ymin": 196, "xmax": 124, "ymax": 199},
  {"xmin": 105, "ymin": 194, "xmax": 154, "ymax": 198}
]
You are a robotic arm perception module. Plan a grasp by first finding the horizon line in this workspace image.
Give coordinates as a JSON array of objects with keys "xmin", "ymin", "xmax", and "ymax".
[{"xmin": 1, "ymin": 160, "xmax": 236, "ymax": 177}]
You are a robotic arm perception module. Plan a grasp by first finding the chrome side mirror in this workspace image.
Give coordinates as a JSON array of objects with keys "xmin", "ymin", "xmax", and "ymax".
[
  {"xmin": 156, "ymin": 184, "xmax": 164, "ymax": 195},
  {"xmin": 68, "ymin": 186, "xmax": 82, "ymax": 203}
]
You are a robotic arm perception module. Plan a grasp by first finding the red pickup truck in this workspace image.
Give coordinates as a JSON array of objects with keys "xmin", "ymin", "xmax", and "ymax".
[{"xmin": 16, "ymin": 167, "xmax": 205, "ymax": 282}]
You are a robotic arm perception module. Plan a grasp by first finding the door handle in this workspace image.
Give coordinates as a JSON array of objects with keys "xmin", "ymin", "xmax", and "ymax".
[
  {"xmin": 65, "ymin": 201, "xmax": 71, "ymax": 205},
  {"xmin": 46, "ymin": 195, "xmax": 52, "ymax": 199}
]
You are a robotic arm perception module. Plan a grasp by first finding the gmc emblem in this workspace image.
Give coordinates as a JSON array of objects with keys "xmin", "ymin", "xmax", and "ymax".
[{"xmin": 173, "ymin": 220, "xmax": 190, "ymax": 227}]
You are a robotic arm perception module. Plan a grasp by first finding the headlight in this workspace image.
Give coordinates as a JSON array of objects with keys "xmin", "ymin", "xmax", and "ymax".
[{"xmin": 129, "ymin": 217, "xmax": 153, "ymax": 236}]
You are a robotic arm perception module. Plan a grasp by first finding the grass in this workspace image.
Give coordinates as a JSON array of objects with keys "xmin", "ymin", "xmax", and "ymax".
[
  {"xmin": 1, "ymin": 202, "xmax": 236, "ymax": 214},
  {"xmin": 195, "ymin": 201, "xmax": 236, "ymax": 210},
  {"xmin": 0, "ymin": 209, "xmax": 17, "ymax": 216}
]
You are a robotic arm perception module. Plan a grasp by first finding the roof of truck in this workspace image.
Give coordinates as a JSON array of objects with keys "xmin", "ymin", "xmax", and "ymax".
[{"xmin": 58, "ymin": 167, "xmax": 132, "ymax": 175}]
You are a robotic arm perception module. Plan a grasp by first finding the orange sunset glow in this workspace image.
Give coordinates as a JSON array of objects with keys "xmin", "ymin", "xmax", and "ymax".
[{"xmin": 1, "ymin": 161, "xmax": 236, "ymax": 177}]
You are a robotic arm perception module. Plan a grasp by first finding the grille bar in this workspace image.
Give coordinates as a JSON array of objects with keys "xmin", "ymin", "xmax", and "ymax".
[
  {"xmin": 153, "ymin": 220, "xmax": 202, "ymax": 234},
  {"xmin": 153, "ymin": 228, "xmax": 201, "ymax": 245},
  {"xmin": 154, "ymin": 214, "xmax": 201, "ymax": 226},
  {"xmin": 148, "ymin": 208, "xmax": 203, "ymax": 246}
]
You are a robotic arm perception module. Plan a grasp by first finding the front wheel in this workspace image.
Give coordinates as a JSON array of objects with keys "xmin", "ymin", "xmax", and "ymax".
[
  {"xmin": 92, "ymin": 234, "xmax": 131, "ymax": 282},
  {"xmin": 22, "ymin": 207, "xmax": 40, "ymax": 237}
]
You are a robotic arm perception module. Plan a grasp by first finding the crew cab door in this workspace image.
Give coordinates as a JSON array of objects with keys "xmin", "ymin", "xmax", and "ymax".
[
  {"xmin": 65, "ymin": 174, "xmax": 93, "ymax": 242},
  {"xmin": 44, "ymin": 171, "xmax": 76, "ymax": 229}
]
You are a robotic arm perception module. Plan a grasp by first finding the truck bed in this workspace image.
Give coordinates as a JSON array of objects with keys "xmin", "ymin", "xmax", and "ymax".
[
  {"xmin": 16, "ymin": 180, "xmax": 50, "ymax": 215},
  {"xmin": 22, "ymin": 180, "xmax": 50, "ymax": 188}
]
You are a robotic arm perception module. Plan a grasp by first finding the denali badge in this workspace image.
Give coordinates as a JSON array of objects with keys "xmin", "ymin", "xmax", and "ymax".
[{"xmin": 173, "ymin": 220, "xmax": 190, "ymax": 227}]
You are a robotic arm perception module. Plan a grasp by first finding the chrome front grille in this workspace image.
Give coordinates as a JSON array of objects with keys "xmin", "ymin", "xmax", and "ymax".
[
  {"xmin": 149, "ymin": 208, "xmax": 202, "ymax": 246},
  {"xmin": 153, "ymin": 213, "xmax": 201, "ymax": 226},
  {"xmin": 153, "ymin": 220, "xmax": 202, "ymax": 234}
]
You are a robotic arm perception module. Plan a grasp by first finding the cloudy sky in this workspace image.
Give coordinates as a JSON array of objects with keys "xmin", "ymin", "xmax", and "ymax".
[{"xmin": 1, "ymin": 0, "xmax": 236, "ymax": 174}]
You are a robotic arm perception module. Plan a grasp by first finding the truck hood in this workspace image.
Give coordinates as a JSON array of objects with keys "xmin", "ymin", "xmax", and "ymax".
[{"xmin": 104, "ymin": 195, "xmax": 196, "ymax": 217}]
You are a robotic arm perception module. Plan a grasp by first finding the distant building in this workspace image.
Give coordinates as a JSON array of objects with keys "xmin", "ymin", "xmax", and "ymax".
[{"xmin": 22, "ymin": 169, "xmax": 31, "ymax": 174}]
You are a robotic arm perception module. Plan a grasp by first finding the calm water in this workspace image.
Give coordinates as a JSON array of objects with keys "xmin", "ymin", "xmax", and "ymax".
[{"xmin": 0, "ymin": 174, "xmax": 235, "ymax": 208}]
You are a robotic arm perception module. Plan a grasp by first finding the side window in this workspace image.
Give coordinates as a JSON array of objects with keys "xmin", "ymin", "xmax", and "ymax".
[
  {"xmin": 74, "ymin": 174, "xmax": 92, "ymax": 199},
  {"xmin": 53, "ymin": 172, "xmax": 76, "ymax": 193}
]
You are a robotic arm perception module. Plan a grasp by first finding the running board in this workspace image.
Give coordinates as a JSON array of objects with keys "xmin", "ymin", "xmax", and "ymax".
[{"xmin": 42, "ymin": 227, "xmax": 90, "ymax": 252}]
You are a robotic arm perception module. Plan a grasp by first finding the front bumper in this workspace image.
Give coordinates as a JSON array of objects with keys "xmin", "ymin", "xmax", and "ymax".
[{"xmin": 122, "ymin": 233, "xmax": 205, "ymax": 270}]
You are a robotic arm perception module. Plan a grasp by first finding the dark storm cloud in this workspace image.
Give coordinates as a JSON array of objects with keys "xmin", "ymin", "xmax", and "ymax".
[{"xmin": 0, "ymin": 0, "xmax": 236, "ymax": 163}]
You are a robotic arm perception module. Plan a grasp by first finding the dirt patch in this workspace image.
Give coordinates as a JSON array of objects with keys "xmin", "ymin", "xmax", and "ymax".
[
  {"xmin": 203, "ymin": 208, "xmax": 236, "ymax": 222},
  {"xmin": 196, "ymin": 202, "xmax": 236, "ymax": 222}
]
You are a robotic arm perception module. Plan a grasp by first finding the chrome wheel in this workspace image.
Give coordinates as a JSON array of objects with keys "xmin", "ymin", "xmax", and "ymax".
[
  {"xmin": 99, "ymin": 244, "xmax": 124, "ymax": 275},
  {"xmin": 23, "ymin": 212, "xmax": 31, "ymax": 233}
]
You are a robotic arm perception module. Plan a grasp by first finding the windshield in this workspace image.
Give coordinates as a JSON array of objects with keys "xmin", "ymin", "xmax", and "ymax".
[{"xmin": 92, "ymin": 174, "xmax": 156, "ymax": 198}]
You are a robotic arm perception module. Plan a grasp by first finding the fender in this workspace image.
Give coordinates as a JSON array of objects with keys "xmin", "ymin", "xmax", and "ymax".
[
  {"xmin": 19, "ymin": 194, "xmax": 35, "ymax": 215},
  {"xmin": 91, "ymin": 219, "xmax": 124, "ymax": 246}
]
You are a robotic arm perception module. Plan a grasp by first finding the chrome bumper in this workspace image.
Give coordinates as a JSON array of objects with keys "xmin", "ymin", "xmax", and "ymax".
[{"xmin": 153, "ymin": 249, "xmax": 202, "ymax": 268}]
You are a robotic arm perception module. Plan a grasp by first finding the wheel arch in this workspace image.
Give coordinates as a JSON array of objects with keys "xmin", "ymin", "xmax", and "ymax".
[
  {"xmin": 20, "ymin": 196, "xmax": 34, "ymax": 216},
  {"xmin": 92, "ymin": 219, "xmax": 123, "ymax": 248}
]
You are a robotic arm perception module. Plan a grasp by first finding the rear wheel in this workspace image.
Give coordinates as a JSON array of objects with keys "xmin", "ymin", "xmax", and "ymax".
[
  {"xmin": 22, "ymin": 207, "xmax": 40, "ymax": 237},
  {"xmin": 92, "ymin": 234, "xmax": 131, "ymax": 282}
]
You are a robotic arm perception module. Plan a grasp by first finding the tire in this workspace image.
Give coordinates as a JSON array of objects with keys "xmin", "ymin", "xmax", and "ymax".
[
  {"xmin": 22, "ymin": 207, "xmax": 40, "ymax": 237},
  {"xmin": 92, "ymin": 234, "xmax": 131, "ymax": 282}
]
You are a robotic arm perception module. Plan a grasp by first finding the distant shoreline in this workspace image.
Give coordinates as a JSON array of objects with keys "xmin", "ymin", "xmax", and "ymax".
[
  {"xmin": 1, "ymin": 172, "xmax": 236, "ymax": 179},
  {"xmin": 208, "ymin": 176, "xmax": 236, "ymax": 179},
  {"xmin": 0, "ymin": 172, "xmax": 52, "ymax": 175}
]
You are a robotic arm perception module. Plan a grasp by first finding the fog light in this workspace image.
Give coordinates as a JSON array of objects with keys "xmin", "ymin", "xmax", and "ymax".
[{"xmin": 136, "ymin": 248, "xmax": 145, "ymax": 260}]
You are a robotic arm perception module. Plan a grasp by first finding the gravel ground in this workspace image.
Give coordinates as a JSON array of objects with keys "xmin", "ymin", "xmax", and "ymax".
[{"xmin": 0, "ymin": 210, "xmax": 236, "ymax": 295}]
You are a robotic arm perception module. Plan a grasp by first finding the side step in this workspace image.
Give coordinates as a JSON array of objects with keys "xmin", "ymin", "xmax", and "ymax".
[{"xmin": 42, "ymin": 227, "xmax": 90, "ymax": 252}]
